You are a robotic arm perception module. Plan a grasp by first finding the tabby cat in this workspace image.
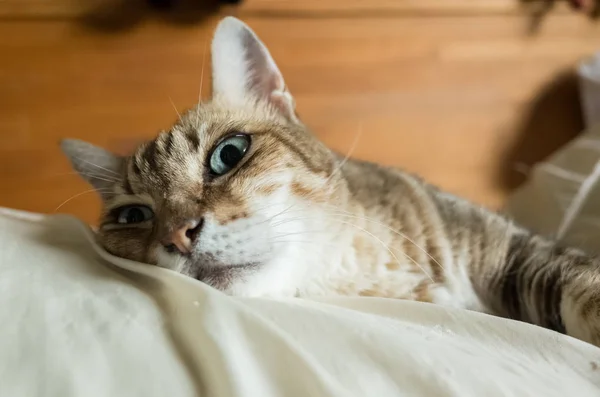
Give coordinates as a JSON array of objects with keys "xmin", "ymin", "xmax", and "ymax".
[{"xmin": 61, "ymin": 17, "xmax": 600, "ymax": 347}]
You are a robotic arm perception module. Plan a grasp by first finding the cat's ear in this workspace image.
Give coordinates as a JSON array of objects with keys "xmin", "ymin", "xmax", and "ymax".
[
  {"xmin": 211, "ymin": 17, "xmax": 297, "ymax": 122},
  {"xmin": 60, "ymin": 139, "xmax": 123, "ymax": 197}
]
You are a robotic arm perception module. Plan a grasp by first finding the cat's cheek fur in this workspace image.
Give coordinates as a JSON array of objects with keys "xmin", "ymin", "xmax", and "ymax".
[
  {"xmin": 97, "ymin": 230, "xmax": 154, "ymax": 264},
  {"xmin": 203, "ymin": 191, "xmax": 313, "ymax": 296},
  {"xmin": 185, "ymin": 182, "xmax": 337, "ymax": 296}
]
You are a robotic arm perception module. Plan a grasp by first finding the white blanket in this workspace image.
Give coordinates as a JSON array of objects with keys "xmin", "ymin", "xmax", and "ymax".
[{"xmin": 1, "ymin": 206, "xmax": 599, "ymax": 397}]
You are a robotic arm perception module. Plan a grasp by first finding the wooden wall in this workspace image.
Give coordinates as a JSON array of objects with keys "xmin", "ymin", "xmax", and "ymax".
[{"xmin": 0, "ymin": 0, "xmax": 598, "ymax": 224}]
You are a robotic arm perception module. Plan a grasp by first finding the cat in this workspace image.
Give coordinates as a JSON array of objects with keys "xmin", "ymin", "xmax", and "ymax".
[{"xmin": 61, "ymin": 17, "xmax": 600, "ymax": 347}]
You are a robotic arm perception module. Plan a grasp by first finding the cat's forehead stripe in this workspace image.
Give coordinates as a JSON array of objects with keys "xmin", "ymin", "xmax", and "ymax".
[
  {"xmin": 268, "ymin": 130, "xmax": 324, "ymax": 175},
  {"xmin": 132, "ymin": 155, "xmax": 142, "ymax": 175},
  {"xmin": 187, "ymin": 130, "xmax": 201, "ymax": 150},
  {"xmin": 122, "ymin": 171, "xmax": 135, "ymax": 195},
  {"xmin": 143, "ymin": 139, "xmax": 159, "ymax": 170},
  {"xmin": 163, "ymin": 131, "xmax": 175, "ymax": 155}
]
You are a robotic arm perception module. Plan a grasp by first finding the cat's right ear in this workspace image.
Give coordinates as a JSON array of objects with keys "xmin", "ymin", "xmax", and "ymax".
[
  {"xmin": 211, "ymin": 17, "xmax": 298, "ymax": 122},
  {"xmin": 60, "ymin": 139, "xmax": 123, "ymax": 197}
]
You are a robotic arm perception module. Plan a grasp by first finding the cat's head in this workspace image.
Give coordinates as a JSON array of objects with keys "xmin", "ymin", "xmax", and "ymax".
[{"xmin": 61, "ymin": 17, "xmax": 347, "ymax": 296}]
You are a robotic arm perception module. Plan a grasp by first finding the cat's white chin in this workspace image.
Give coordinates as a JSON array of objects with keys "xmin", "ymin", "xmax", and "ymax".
[
  {"xmin": 218, "ymin": 246, "xmax": 327, "ymax": 297},
  {"xmin": 191, "ymin": 261, "xmax": 262, "ymax": 292},
  {"xmin": 152, "ymin": 228, "xmax": 340, "ymax": 298},
  {"xmin": 154, "ymin": 246, "xmax": 264, "ymax": 292}
]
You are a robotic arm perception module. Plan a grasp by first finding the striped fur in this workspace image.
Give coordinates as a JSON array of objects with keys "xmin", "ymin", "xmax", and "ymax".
[{"xmin": 61, "ymin": 17, "xmax": 600, "ymax": 347}]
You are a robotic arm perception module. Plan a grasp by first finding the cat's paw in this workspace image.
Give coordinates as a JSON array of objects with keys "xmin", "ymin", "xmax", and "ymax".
[{"xmin": 561, "ymin": 293, "xmax": 600, "ymax": 347}]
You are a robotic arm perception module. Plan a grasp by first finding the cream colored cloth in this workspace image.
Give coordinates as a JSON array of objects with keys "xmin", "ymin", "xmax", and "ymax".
[
  {"xmin": 506, "ymin": 124, "xmax": 600, "ymax": 254},
  {"xmin": 507, "ymin": 56, "xmax": 600, "ymax": 253},
  {"xmin": 1, "ymin": 207, "xmax": 599, "ymax": 397}
]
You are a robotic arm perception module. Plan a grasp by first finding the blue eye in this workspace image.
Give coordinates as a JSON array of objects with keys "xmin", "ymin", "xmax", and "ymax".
[
  {"xmin": 116, "ymin": 206, "xmax": 154, "ymax": 224},
  {"xmin": 209, "ymin": 134, "xmax": 250, "ymax": 176}
]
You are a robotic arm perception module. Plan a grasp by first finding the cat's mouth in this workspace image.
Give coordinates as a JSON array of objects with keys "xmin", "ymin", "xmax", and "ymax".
[
  {"xmin": 188, "ymin": 259, "xmax": 260, "ymax": 290},
  {"xmin": 155, "ymin": 247, "xmax": 263, "ymax": 291}
]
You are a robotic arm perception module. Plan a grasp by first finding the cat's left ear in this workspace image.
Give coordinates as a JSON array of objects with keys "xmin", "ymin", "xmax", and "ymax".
[
  {"xmin": 211, "ymin": 17, "xmax": 297, "ymax": 122},
  {"xmin": 60, "ymin": 139, "xmax": 123, "ymax": 199}
]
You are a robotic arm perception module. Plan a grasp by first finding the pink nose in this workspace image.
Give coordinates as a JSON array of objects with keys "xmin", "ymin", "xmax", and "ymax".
[{"xmin": 162, "ymin": 219, "xmax": 203, "ymax": 255}]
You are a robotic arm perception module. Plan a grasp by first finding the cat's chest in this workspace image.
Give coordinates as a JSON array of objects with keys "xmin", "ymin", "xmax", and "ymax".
[
  {"xmin": 297, "ymin": 237, "xmax": 435, "ymax": 300},
  {"xmin": 314, "ymin": 232, "xmax": 486, "ymax": 310}
]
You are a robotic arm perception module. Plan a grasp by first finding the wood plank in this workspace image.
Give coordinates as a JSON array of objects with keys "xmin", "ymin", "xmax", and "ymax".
[
  {"xmin": 239, "ymin": 0, "xmax": 573, "ymax": 15},
  {"xmin": 0, "ymin": 13, "xmax": 595, "ymax": 224},
  {"xmin": 0, "ymin": 0, "xmax": 87, "ymax": 17},
  {"xmin": 0, "ymin": 0, "xmax": 577, "ymax": 18}
]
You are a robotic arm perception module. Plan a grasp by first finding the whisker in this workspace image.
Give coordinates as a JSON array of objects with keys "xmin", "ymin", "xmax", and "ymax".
[
  {"xmin": 196, "ymin": 38, "xmax": 208, "ymax": 125},
  {"xmin": 80, "ymin": 173, "xmax": 120, "ymax": 184},
  {"xmin": 251, "ymin": 201, "xmax": 294, "ymax": 216},
  {"xmin": 44, "ymin": 171, "xmax": 91, "ymax": 177},
  {"xmin": 270, "ymin": 212, "xmax": 433, "ymax": 281},
  {"xmin": 41, "ymin": 171, "xmax": 119, "ymax": 182},
  {"xmin": 269, "ymin": 208, "xmax": 443, "ymax": 277},
  {"xmin": 71, "ymin": 155, "xmax": 120, "ymax": 176},
  {"xmin": 279, "ymin": 204, "xmax": 447, "ymax": 273},
  {"xmin": 269, "ymin": 230, "xmax": 332, "ymax": 240},
  {"xmin": 168, "ymin": 96, "xmax": 184, "ymax": 125},
  {"xmin": 336, "ymin": 219, "xmax": 433, "ymax": 281},
  {"xmin": 215, "ymin": 197, "xmax": 443, "ymax": 280},
  {"xmin": 322, "ymin": 121, "xmax": 363, "ymax": 186},
  {"xmin": 54, "ymin": 188, "xmax": 110, "ymax": 212},
  {"xmin": 253, "ymin": 203, "xmax": 297, "ymax": 227},
  {"xmin": 323, "ymin": 208, "xmax": 446, "ymax": 273},
  {"xmin": 242, "ymin": 198, "xmax": 304, "ymax": 226},
  {"xmin": 268, "ymin": 240, "xmax": 341, "ymax": 249},
  {"xmin": 270, "ymin": 214, "xmax": 320, "ymax": 228}
]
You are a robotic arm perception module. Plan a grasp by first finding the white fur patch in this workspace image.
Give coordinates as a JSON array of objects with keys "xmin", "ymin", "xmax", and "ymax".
[
  {"xmin": 211, "ymin": 17, "xmax": 285, "ymax": 108},
  {"xmin": 211, "ymin": 17, "xmax": 254, "ymax": 106},
  {"xmin": 154, "ymin": 247, "xmax": 187, "ymax": 273}
]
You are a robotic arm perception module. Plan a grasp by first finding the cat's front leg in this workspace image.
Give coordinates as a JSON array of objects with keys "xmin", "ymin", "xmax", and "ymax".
[
  {"xmin": 561, "ymin": 269, "xmax": 600, "ymax": 346},
  {"xmin": 472, "ymin": 230, "xmax": 600, "ymax": 347}
]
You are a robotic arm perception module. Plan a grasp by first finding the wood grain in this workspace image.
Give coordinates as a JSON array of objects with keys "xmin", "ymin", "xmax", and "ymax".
[
  {"xmin": 0, "ymin": 0, "xmax": 88, "ymax": 17},
  {"xmin": 0, "ymin": 0, "xmax": 577, "ymax": 17},
  {"xmin": 0, "ymin": 10, "xmax": 596, "ymax": 224},
  {"xmin": 240, "ymin": 0, "xmax": 574, "ymax": 15}
]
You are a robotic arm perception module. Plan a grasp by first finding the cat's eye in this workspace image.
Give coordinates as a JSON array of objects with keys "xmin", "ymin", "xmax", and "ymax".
[
  {"xmin": 209, "ymin": 134, "xmax": 250, "ymax": 176},
  {"xmin": 115, "ymin": 205, "xmax": 154, "ymax": 224}
]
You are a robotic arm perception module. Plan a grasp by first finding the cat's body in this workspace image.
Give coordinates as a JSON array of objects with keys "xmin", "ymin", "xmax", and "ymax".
[{"xmin": 62, "ymin": 17, "xmax": 600, "ymax": 347}]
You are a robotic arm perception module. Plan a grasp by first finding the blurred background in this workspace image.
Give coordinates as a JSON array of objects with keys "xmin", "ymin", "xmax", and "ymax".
[{"xmin": 0, "ymin": 0, "xmax": 599, "ymax": 224}]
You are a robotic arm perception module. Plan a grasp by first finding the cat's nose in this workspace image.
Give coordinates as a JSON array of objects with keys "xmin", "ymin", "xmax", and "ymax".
[{"xmin": 162, "ymin": 218, "xmax": 203, "ymax": 255}]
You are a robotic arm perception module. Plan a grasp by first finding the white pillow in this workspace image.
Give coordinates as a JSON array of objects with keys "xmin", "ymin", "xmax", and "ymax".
[{"xmin": 1, "ymin": 208, "xmax": 599, "ymax": 397}]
